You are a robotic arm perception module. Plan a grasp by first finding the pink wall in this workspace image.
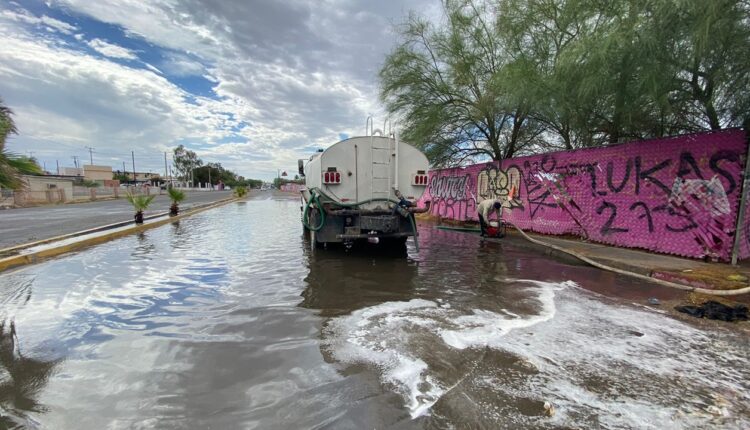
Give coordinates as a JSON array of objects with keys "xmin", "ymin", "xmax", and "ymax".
[
  {"xmin": 281, "ymin": 183, "xmax": 303, "ymax": 193},
  {"xmin": 417, "ymin": 129, "xmax": 749, "ymax": 261}
]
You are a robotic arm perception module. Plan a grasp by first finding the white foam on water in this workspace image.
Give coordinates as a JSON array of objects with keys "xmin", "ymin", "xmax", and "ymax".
[
  {"xmin": 323, "ymin": 299, "xmax": 446, "ymax": 418},
  {"xmin": 496, "ymin": 285, "xmax": 750, "ymax": 429},
  {"xmin": 440, "ymin": 280, "xmax": 569, "ymax": 350},
  {"xmin": 324, "ymin": 281, "xmax": 568, "ymax": 418},
  {"xmin": 323, "ymin": 280, "xmax": 750, "ymax": 428}
]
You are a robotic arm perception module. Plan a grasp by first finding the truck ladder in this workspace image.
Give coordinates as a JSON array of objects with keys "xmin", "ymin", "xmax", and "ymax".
[{"xmin": 370, "ymin": 135, "xmax": 392, "ymax": 203}]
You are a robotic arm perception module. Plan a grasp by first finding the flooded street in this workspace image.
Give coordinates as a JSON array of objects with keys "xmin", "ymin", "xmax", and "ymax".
[{"xmin": 0, "ymin": 194, "xmax": 748, "ymax": 429}]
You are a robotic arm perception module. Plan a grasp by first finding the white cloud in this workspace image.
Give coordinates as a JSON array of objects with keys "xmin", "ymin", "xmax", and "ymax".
[
  {"xmin": 0, "ymin": 9, "xmax": 78, "ymax": 35},
  {"xmin": 159, "ymin": 52, "xmax": 205, "ymax": 77},
  {"xmin": 144, "ymin": 63, "xmax": 164, "ymax": 75},
  {"xmin": 0, "ymin": 27, "xmax": 244, "ymax": 173},
  {"xmin": 86, "ymin": 38, "xmax": 138, "ymax": 60},
  {"xmin": 4, "ymin": 0, "xmax": 440, "ymax": 179}
]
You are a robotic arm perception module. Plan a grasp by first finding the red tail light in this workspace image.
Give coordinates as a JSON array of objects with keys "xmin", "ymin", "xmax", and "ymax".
[
  {"xmin": 413, "ymin": 174, "xmax": 428, "ymax": 186},
  {"xmin": 323, "ymin": 170, "xmax": 341, "ymax": 185}
]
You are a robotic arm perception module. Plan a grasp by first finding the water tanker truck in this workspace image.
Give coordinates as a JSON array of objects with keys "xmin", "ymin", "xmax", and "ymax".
[{"xmin": 299, "ymin": 124, "xmax": 430, "ymax": 250}]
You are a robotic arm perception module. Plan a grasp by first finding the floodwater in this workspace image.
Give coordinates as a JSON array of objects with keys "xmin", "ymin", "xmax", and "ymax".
[{"xmin": 0, "ymin": 194, "xmax": 748, "ymax": 429}]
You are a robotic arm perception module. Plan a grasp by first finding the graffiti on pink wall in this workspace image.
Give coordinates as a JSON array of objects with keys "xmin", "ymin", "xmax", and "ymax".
[{"xmin": 418, "ymin": 129, "xmax": 748, "ymax": 261}]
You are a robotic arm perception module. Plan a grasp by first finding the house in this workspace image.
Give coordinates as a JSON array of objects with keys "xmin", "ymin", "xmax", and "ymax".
[{"xmin": 14, "ymin": 174, "xmax": 75, "ymax": 205}]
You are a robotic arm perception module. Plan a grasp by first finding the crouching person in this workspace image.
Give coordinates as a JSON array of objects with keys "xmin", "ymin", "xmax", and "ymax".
[{"xmin": 477, "ymin": 198, "xmax": 503, "ymax": 237}]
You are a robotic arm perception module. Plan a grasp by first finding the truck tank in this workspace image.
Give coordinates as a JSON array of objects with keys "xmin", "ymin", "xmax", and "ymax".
[{"xmin": 299, "ymin": 131, "xmax": 430, "ymax": 250}]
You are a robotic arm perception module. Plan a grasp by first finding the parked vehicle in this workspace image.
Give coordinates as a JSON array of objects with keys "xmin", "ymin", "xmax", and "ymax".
[{"xmin": 300, "ymin": 121, "xmax": 430, "ymax": 250}]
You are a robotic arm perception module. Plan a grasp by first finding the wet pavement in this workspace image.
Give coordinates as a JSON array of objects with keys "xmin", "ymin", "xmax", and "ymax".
[
  {"xmin": 0, "ymin": 193, "xmax": 747, "ymax": 429},
  {"xmin": 0, "ymin": 190, "xmax": 233, "ymax": 249}
]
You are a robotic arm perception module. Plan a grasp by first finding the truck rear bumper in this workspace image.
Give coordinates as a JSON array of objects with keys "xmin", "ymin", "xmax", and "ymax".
[{"xmin": 336, "ymin": 232, "xmax": 413, "ymax": 240}]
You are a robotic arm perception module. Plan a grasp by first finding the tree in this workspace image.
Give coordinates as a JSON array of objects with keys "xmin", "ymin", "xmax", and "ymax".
[
  {"xmin": 113, "ymin": 171, "xmax": 130, "ymax": 182},
  {"xmin": 0, "ymin": 99, "xmax": 42, "ymax": 189},
  {"xmin": 649, "ymin": 0, "xmax": 750, "ymax": 131},
  {"xmin": 382, "ymin": 0, "xmax": 750, "ymax": 165},
  {"xmin": 172, "ymin": 145, "xmax": 202, "ymax": 184},
  {"xmin": 380, "ymin": 1, "xmax": 541, "ymax": 166}
]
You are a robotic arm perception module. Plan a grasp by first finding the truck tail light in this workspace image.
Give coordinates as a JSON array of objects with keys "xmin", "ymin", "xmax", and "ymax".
[
  {"xmin": 323, "ymin": 170, "xmax": 341, "ymax": 184},
  {"xmin": 413, "ymin": 174, "xmax": 428, "ymax": 186}
]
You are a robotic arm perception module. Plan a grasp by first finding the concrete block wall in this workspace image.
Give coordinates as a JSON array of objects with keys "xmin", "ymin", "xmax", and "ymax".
[{"xmin": 417, "ymin": 129, "xmax": 748, "ymax": 261}]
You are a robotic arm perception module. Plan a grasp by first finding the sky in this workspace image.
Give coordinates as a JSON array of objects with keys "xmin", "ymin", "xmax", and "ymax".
[{"xmin": 0, "ymin": 0, "xmax": 439, "ymax": 180}]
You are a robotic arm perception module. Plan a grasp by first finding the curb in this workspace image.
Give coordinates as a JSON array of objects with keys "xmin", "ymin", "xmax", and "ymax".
[{"xmin": 0, "ymin": 197, "xmax": 241, "ymax": 273}]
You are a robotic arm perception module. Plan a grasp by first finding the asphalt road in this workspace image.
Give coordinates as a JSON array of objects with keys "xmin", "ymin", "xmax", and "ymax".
[{"xmin": 0, "ymin": 190, "xmax": 234, "ymax": 249}]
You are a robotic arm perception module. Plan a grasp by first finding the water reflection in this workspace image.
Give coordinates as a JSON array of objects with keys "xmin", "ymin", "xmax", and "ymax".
[
  {"xmin": 0, "ymin": 321, "xmax": 59, "ymax": 423},
  {"xmin": 0, "ymin": 276, "xmax": 59, "ymax": 428},
  {"xmin": 130, "ymin": 232, "xmax": 156, "ymax": 261},
  {"xmin": 300, "ymin": 246, "xmax": 417, "ymax": 318}
]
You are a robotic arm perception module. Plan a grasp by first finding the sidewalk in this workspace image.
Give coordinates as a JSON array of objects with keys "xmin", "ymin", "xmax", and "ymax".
[{"xmin": 497, "ymin": 229, "xmax": 750, "ymax": 293}]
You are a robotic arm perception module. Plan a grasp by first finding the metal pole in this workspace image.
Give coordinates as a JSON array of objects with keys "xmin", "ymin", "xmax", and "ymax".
[
  {"xmin": 731, "ymin": 132, "xmax": 750, "ymax": 265},
  {"xmin": 85, "ymin": 146, "xmax": 94, "ymax": 165},
  {"xmin": 208, "ymin": 167, "xmax": 212, "ymax": 190},
  {"xmin": 56, "ymin": 160, "xmax": 60, "ymax": 175},
  {"xmin": 131, "ymin": 151, "xmax": 136, "ymax": 186},
  {"xmin": 164, "ymin": 152, "xmax": 168, "ymax": 185}
]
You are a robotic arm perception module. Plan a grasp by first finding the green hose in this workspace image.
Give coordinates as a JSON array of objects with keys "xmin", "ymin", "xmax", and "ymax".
[{"xmin": 302, "ymin": 189, "xmax": 326, "ymax": 231}]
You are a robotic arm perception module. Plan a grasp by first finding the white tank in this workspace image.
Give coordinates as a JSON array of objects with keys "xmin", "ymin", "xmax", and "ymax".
[{"xmin": 302, "ymin": 135, "xmax": 429, "ymax": 210}]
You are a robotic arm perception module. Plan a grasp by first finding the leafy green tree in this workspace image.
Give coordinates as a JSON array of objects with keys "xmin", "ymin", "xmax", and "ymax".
[
  {"xmin": 382, "ymin": 0, "xmax": 750, "ymax": 165},
  {"xmin": 172, "ymin": 145, "xmax": 202, "ymax": 184},
  {"xmin": 380, "ymin": 1, "xmax": 541, "ymax": 166},
  {"xmin": 113, "ymin": 171, "xmax": 130, "ymax": 182},
  {"xmin": 0, "ymin": 99, "xmax": 42, "ymax": 189},
  {"xmin": 648, "ymin": 0, "xmax": 750, "ymax": 131}
]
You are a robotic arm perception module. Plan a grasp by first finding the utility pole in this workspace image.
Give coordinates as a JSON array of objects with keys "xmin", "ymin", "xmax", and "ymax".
[
  {"xmin": 56, "ymin": 160, "xmax": 60, "ymax": 175},
  {"xmin": 208, "ymin": 166, "xmax": 212, "ymax": 190},
  {"xmin": 164, "ymin": 152, "xmax": 168, "ymax": 185},
  {"xmin": 131, "ymin": 151, "xmax": 136, "ymax": 185},
  {"xmin": 84, "ymin": 146, "xmax": 94, "ymax": 165},
  {"xmin": 72, "ymin": 155, "xmax": 79, "ymax": 168}
]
